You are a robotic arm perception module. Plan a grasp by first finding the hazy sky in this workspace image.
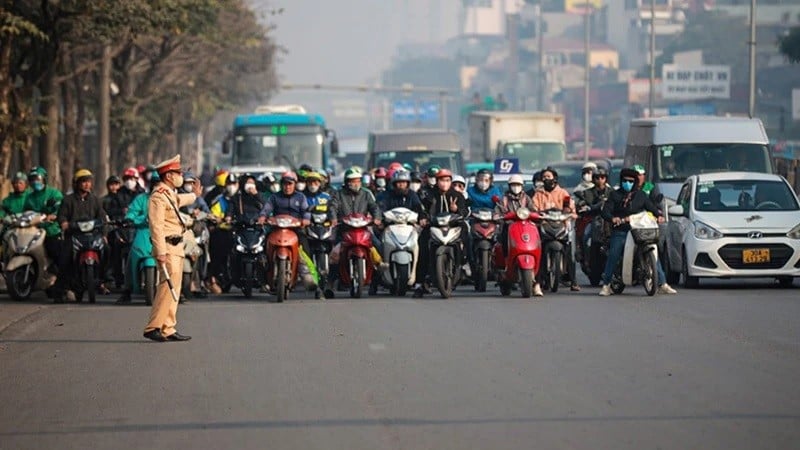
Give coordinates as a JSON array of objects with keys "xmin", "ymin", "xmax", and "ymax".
[{"xmin": 255, "ymin": 0, "xmax": 459, "ymax": 86}]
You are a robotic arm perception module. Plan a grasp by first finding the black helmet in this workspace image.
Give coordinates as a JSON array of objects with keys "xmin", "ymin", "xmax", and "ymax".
[
  {"xmin": 619, "ymin": 167, "xmax": 638, "ymax": 182},
  {"xmin": 593, "ymin": 168, "xmax": 608, "ymax": 178},
  {"xmin": 410, "ymin": 171, "xmax": 422, "ymax": 182},
  {"xmin": 106, "ymin": 175, "xmax": 121, "ymax": 185},
  {"xmin": 542, "ymin": 166, "xmax": 558, "ymax": 180},
  {"xmin": 476, "ymin": 168, "xmax": 493, "ymax": 180}
]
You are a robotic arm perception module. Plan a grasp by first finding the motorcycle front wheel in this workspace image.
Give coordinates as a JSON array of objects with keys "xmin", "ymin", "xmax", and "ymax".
[
  {"xmin": 276, "ymin": 259, "xmax": 288, "ymax": 303},
  {"xmin": 7, "ymin": 266, "xmax": 34, "ymax": 301},
  {"xmin": 85, "ymin": 264, "xmax": 96, "ymax": 304},
  {"xmin": 435, "ymin": 253, "xmax": 453, "ymax": 299},
  {"xmin": 548, "ymin": 251, "xmax": 561, "ymax": 293},
  {"xmin": 242, "ymin": 261, "xmax": 253, "ymax": 298},
  {"xmin": 519, "ymin": 268, "xmax": 533, "ymax": 298},
  {"xmin": 349, "ymin": 257, "xmax": 363, "ymax": 299},
  {"xmin": 393, "ymin": 263, "xmax": 410, "ymax": 297},
  {"xmin": 643, "ymin": 251, "xmax": 657, "ymax": 297},
  {"xmin": 476, "ymin": 249, "xmax": 489, "ymax": 292}
]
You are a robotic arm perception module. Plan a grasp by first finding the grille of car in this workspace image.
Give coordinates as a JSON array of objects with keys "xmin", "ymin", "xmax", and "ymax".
[{"xmin": 718, "ymin": 244, "xmax": 793, "ymax": 270}]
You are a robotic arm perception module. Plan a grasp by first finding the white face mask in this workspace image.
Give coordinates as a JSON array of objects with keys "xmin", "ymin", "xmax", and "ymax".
[
  {"xmin": 182, "ymin": 183, "xmax": 194, "ymax": 193},
  {"xmin": 477, "ymin": 181, "xmax": 490, "ymax": 191},
  {"xmin": 124, "ymin": 179, "xmax": 138, "ymax": 190},
  {"xmin": 376, "ymin": 178, "xmax": 387, "ymax": 188},
  {"xmin": 244, "ymin": 183, "xmax": 257, "ymax": 194},
  {"xmin": 308, "ymin": 184, "xmax": 319, "ymax": 193},
  {"xmin": 510, "ymin": 185, "xmax": 523, "ymax": 195},
  {"xmin": 410, "ymin": 182, "xmax": 421, "ymax": 192},
  {"xmin": 296, "ymin": 182, "xmax": 306, "ymax": 192},
  {"xmin": 226, "ymin": 185, "xmax": 238, "ymax": 196},
  {"xmin": 583, "ymin": 173, "xmax": 593, "ymax": 183},
  {"xmin": 428, "ymin": 178, "xmax": 436, "ymax": 187},
  {"xmin": 270, "ymin": 183, "xmax": 280, "ymax": 193}
]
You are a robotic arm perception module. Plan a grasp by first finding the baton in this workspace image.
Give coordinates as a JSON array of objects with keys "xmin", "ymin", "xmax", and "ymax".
[{"xmin": 159, "ymin": 262, "xmax": 180, "ymax": 303}]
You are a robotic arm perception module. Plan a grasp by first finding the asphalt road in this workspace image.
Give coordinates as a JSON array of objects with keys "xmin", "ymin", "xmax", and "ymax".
[{"xmin": 1, "ymin": 279, "xmax": 799, "ymax": 450}]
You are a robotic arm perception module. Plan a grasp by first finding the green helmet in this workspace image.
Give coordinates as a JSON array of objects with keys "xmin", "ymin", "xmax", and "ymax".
[
  {"xmin": 28, "ymin": 166, "xmax": 47, "ymax": 182},
  {"xmin": 344, "ymin": 167, "xmax": 362, "ymax": 180},
  {"xmin": 426, "ymin": 165, "xmax": 441, "ymax": 178}
]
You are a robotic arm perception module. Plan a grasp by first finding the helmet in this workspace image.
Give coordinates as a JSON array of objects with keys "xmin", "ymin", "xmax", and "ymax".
[
  {"xmin": 374, "ymin": 167, "xmax": 388, "ymax": 179},
  {"xmin": 344, "ymin": 167, "xmax": 362, "ymax": 180},
  {"xmin": 435, "ymin": 168, "xmax": 453, "ymax": 180},
  {"xmin": 392, "ymin": 170, "xmax": 411, "ymax": 184},
  {"xmin": 632, "ymin": 164, "xmax": 646, "ymax": 175},
  {"xmin": 280, "ymin": 171, "xmax": 297, "ymax": 184},
  {"xmin": 106, "ymin": 175, "xmax": 121, "ymax": 185},
  {"xmin": 184, "ymin": 171, "xmax": 197, "ymax": 182},
  {"xmin": 426, "ymin": 165, "xmax": 441, "ymax": 178},
  {"xmin": 298, "ymin": 163, "xmax": 314, "ymax": 173},
  {"xmin": 508, "ymin": 174, "xmax": 524, "ymax": 185},
  {"xmin": 123, "ymin": 167, "xmax": 139, "ymax": 179},
  {"xmin": 582, "ymin": 162, "xmax": 598, "ymax": 171},
  {"xmin": 410, "ymin": 171, "xmax": 422, "ymax": 182},
  {"xmin": 297, "ymin": 169, "xmax": 310, "ymax": 181},
  {"xmin": 476, "ymin": 168, "xmax": 493, "ymax": 180},
  {"xmin": 224, "ymin": 173, "xmax": 238, "ymax": 185},
  {"xmin": 12, "ymin": 172, "xmax": 27, "ymax": 182},
  {"xmin": 73, "ymin": 168, "xmax": 93, "ymax": 183},
  {"xmin": 305, "ymin": 171, "xmax": 324, "ymax": 182},
  {"xmin": 149, "ymin": 171, "xmax": 161, "ymax": 184},
  {"xmin": 28, "ymin": 166, "xmax": 47, "ymax": 181},
  {"xmin": 136, "ymin": 165, "xmax": 146, "ymax": 175},
  {"xmin": 388, "ymin": 162, "xmax": 404, "ymax": 172},
  {"xmin": 593, "ymin": 168, "xmax": 608, "ymax": 178},
  {"xmin": 215, "ymin": 170, "xmax": 229, "ymax": 187},
  {"xmin": 452, "ymin": 175, "xmax": 466, "ymax": 186}
]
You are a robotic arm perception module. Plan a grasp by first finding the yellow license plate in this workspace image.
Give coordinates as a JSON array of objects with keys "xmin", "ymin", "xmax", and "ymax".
[{"xmin": 742, "ymin": 248, "xmax": 770, "ymax": 264}]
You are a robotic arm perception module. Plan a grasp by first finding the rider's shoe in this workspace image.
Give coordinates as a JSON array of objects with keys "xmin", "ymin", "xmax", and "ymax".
[
  {"xmin": 657, "ymin": 283, "xmax": 677, "ymax": 295},
  {"xmin": 599, "ymin": 284, "xmax": 612, "ymax": 296},
  {"xmin": 533, "ymin": 283, "xmax": 544, "ymax": 297}
]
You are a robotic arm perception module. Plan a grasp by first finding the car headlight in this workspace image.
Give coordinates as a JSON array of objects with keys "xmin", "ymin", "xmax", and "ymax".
[
  {"xmin": 787, "ymin": 223, "xmax": 800, "ymax": 239},
  {"xmin": 694, "ymin": 221, "xmax": 723, "ymax": 240}
]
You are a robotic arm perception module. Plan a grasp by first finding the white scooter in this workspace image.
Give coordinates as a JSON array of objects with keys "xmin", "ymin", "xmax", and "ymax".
[
  {"xmin": 2, "ymin": 211, "xmax": 56, "ymax": 300},
  {"xmin": 610, "ymin": 212, "xmax": 659, "ymax": 296},
  {"xmin": 381, "ymin": 207, "xmax": 420, "ymax": 296}
]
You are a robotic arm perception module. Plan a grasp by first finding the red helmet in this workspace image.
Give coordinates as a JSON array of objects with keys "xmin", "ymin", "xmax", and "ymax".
[
  {"xmin": 281, "ymin": 171, "xmax": 297, "ymax": 183},
  {"xmin": 123, "ymin": 167, "xmax": 139, "ymax": 179},
  {"xmin": 136, "ymin": 165, "xmax": 146, "ymax": 175},
  {"xmin": 374, "ymin": 167, "xmax": 388, "ymax": 179},
  {"xmin": 435, "ymin": 168, "xmax": 453, "ymax": 180}
]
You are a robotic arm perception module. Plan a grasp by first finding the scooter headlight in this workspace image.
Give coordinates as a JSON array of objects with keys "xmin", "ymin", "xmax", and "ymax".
[
  {"xmin": 252, "ymin": 245, "xmax": 264, "ymax": 253},
  {"xmin": 516, "ymin": 207, "xmax": 531, "ymax": 221},
  {"xmin": 236, "ymin": 244, "xmax": 246, "ymax": 253}
]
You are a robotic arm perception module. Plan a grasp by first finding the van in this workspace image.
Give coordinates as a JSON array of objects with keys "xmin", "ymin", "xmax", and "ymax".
[
  {"xmin": 623, "ymin": 116, "xmax": 772, "ymax": 200},
  {"xmin": 366, "ymin": 129, "xmax": 464, "ymax": 174}
]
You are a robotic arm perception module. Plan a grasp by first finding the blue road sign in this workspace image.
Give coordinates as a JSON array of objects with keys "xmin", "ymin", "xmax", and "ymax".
[{"xmin": 494, "ymin": 158, "xmax": 520, "ymax": 174}]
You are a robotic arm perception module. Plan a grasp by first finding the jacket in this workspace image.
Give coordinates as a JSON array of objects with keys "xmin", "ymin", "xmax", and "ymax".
[
  {"xmin": 531, "ymin": 186, "xmax": 575, "ymax": 213},
  {"xmin": 467, "ymin": 184, "xmax": 503, "ymax": 210},
  {"xmin": 148, "ymin": 183, "xmax": 196, "ymax": 257},
  {"xmin": 109, "ymin": 186, "xmax": 142, "ymax": 219},
  {"xmin": 259, "ymin": 191, "xmax": 310, "ymax": 221},
  {"xmin": 56, "ymin": 191, "xmax": 106, "ymax": 232},
  {"xmin": 601, "ymin": 187, "xmax": 661, "ymax": 232},
  {"xmin": 305, "ymin": 190, "xmax": 332, "ymax": 209},
  {"xmin": 377, "ymin": 189, "xmax": 425, "ymax": 217},
  {"xmin": 426, "ymin": 188, "xmax": 468, "ymax": 218},
  {"xmin": 330, "ymin": 187, "xmax": 381, "ymax": 221},
  {"xmin": 582, "ymin": 185, "xmax": 614, "ymax": 216},
  {"xmin": 228, "ymin": 192, "xmax": 266, "ymax": 223},
  {"xmin": 24, "ymin": 186, "xmax": 63, "ymax": 236},
  {"xmin": 0, "ymin": 191, "xmax": 29, "ymax": 218},
  {"xmin": 495, "ymin": 191, "xmax": 532, "ymax": 216}
]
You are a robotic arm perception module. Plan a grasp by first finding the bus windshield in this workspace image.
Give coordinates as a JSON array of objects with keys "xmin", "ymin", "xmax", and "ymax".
[
  {"xmin": 374, "ymin": 150, "xmax": 463, "ymax": 173},
  {"xmin": 233, "ymin": 125, "xmax": 323, "ymax": 169},
  {"xmin": 655, "ymin": 143, "xmax": 771, "ymax": 182},
  {"xmin": 501, "ymin": 142, "xmax": 566, "ymax": 172}
]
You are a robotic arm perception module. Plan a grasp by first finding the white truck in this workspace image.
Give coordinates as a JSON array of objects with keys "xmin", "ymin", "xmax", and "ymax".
[{"xmin": 468, "ymin": 111, "xmax": 566, "ymax": 173}]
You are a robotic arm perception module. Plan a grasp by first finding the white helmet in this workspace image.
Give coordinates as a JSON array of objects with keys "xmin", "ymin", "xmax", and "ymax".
[
  {"xmin": 582, "ymin": 162, "xmax": 598, "ymax": 171},
  {"xmin": 508, "ymin": 174, "xmax": 524, "ymax": 185},
  {"xmin": 452, "ymin": 175, "xmax": 466, "ymax": 185}
]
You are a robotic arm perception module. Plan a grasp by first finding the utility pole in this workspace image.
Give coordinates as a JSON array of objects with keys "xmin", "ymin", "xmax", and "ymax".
[
  {"xmin": 583, "ymin": 8, "xmax": 591, "ymax": 162},
  {"xmin": 98, "ymin": 44, "xmax": 111, "ymax": 188},
  {"xmin": 649, "ymin": 0, "xmax": 656, "ymax": 116},
  {"xmin": 537, "ymin": 3, "xmax": 545, "ymax": 111},
  {"xmin": 748, "ymin": 0, "xmax": 757, "ymax": 118}
]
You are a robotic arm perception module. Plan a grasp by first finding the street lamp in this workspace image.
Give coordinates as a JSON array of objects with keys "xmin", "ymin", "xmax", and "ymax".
[{"xmin": 748, "ymin": 0, "xmax": 757, "ymax": 118}]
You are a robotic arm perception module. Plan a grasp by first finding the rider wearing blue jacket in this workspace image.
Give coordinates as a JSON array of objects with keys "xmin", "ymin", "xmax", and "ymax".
[
  {"xmin": 467, "ymin": 169, "xmax": 503, "ymax": 210},
  {"xmin": 303, "ymin": 171, "xmax": 332, "ymax": 211}
]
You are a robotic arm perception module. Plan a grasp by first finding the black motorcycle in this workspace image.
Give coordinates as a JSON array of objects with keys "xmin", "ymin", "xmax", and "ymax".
[
  {"xmin": 69, "ymin": 219, "xmax": 106, "ymax": 303},
  {"xmin": 429, "ymin": 212, "xmax": 465, "ymax": 299},
  {"xmin": 230, "ymin": 219, "xmax": 267, "ymax": 298},
  {"xmin": 306, "ymin": 205, "xmax": 334, "ymax": 299},
  {"xmin": 109, "ymin": 219, "xmax": 136, "ymax": 288},
  {"xmin": 537, "ymin": 210, "xmax": 571, "ymax": 293}
]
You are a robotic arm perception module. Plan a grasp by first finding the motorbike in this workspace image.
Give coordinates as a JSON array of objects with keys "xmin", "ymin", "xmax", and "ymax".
[
  {"xmin": 306, "ymin": 205, "xmax": 334, "ymax": 299},
  {"xmin": 108, "ymin": 219, "xmax": 136, "ymax": 288},
  {"xmin": 2, "ymin": 212, "xmax": 56, "ymax": 300},
  {"xmin": 186, "ymin": 211, "xmax": 212, "ymax": 297},
  {"xmin": 610, "ymin": 212, "xmax": 659, "ymax": 296},
  {"xmin": 266, "ymin": 214, "xmax": 302, "ymax": 303},
  {"xmin": 580, "ymin": 213, "xmax": 610, "ymax": 287},
  {"xmin": 380, "ymin": 207, "xmax": 419, "ymax": 296},
  {"xmin": 493, "ymin": 207, "xmax": 542, "ymax": 298},
  {"xmin": 537, "ymin": 209, "xmax": 571, "ymax": 293},
  {"xmin": 69, "ymin": 219, "xmax": 106, "ymax": 303},
  {"xmin": 470, "ymin": 208, "xmax": 498, "ymax": 293},
  {"xmin": 231, "ymin": 218, "xmax": 267, "ymax": 298},
  {"xmin": 339, "ymin": 213, "xmax": 374, "ymax": 299},
  {"xmin": 429, "ymin": 212, "xmax": 465, "ymax": 299}
]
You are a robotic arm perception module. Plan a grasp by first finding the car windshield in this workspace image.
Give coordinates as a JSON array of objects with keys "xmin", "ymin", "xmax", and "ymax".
[
  {"xmin": 695, "ymin": 179, "xmax": 798, "ymax": 212},
  {"xmin": 374, "ymin": 150, "xmax": 463, "ymax": 174},
  {"xmin": 501, "ymin": 142, "xmax": 565, "ymax": 172},
  {"xmin": 656, "ymin": 143, "xmax": 771, "ymax": 182},
  {"xmin": 234, "ymin": 126, "xmax": 323, "ymax": 169}
]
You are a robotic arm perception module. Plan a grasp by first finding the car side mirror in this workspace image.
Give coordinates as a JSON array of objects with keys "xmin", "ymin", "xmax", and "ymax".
[{"xmin": 667, "ymin": 205, "xmax": 684, "ymax": 217}]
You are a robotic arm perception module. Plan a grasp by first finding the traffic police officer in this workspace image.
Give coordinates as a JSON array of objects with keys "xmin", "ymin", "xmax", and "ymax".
[{"xmin": 143, "ymin": 155, "xmax": 196, "ymax": 342}]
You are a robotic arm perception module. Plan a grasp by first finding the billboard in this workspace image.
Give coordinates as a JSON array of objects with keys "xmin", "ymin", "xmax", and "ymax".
[{"xmin": 662, "ymin": 64, "xmax": 730, "ymax": 100}]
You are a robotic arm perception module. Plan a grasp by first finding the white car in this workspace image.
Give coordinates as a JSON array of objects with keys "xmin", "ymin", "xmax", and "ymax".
[{"xmin": 664, "ymin": 172, "xmax": 800, "ymax": 287}]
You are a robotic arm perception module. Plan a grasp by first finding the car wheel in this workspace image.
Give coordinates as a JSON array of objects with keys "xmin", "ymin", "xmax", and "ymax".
[{"xmin": 681, "ymin": 247, "xmax": 699, "ymax": 288}]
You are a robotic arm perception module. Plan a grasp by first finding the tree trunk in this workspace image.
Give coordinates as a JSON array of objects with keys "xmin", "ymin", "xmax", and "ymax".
[
  {"xmin": 97, "ymin": 45, "xmax": 112, "ymax": 190},
  {"xmin": 40, "ymin": 64, "xmax": 61, "ymax": 189},
  {"xmin": 0, "ymin": 34, "xmax": 14, "ymax": 195},
  {"xmin": 61, "ymin": 70, "xmax": 77, "ymax": 189}
]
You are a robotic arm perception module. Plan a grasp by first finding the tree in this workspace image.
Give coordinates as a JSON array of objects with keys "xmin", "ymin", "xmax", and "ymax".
[{"xmin": 778, "ymin": 26, "xmax": 800, "ymax": 64}]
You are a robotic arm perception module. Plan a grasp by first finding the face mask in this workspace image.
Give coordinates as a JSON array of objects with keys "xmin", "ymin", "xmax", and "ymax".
[
  {"xmin": 621, "ymin": 181, "xmax": 634, "ymax": 192},
  {"xmin": 376, "ymin": 178, "xmax": 387, "ymax": 188},
  {"xmin": 477, "ymin": 181, "xmax": 490, "ymax": 191},
  {"xmin": 535, "ymin": 181, "xmax": 544, "ymax": 190},
  {"xmin": 171, "ymin": 174, "xmax": 184, "ymax": 188},
  {"xmin": 226, "ymin": 185, "xmax": 238, "ymax": 196},
  {"xmin": 348, "ymin": 182, "xmax": 361, "ymax": 193},
  {"xmin": 182, "ymin": 183, "xmax": 194, "ymax": 193},
  {"xmin": 410, "ymin": 182, "xmax": 421, "ymax": 192},
  {"xmin": 308, "ymin": 184, "xmax": 319, "ymax": 193},
  {"xmin": 244, "ymin": 183, "xmax": 257, "ymax": 194},
  {"xmin": 296, "ymin": 182, "xmax": 306, "ymax": 192},
  {"xmin": 510, "ymin": 185, "xmax": 523, "ymax": 195},
  {"xmin": 270, "ymin": 183, "xmax": 280, "ymax": 193},
  {"xmin": 124, "ymin": 179, "xmax": 138, "ymax": 190},
  {"xmin": 428, "ymin": 178, "xmax": 436, "ymax": 187},
  {"xmin": 583, "ymin": 173, "xmax": 593, "ymax": 183},
  {"xmin": 543, "ymin": 179, "xmax": 556, "ymax": 192},
  {"xmin": 32, "ymin": 181, "xmax": 44, "ymax": 192}
]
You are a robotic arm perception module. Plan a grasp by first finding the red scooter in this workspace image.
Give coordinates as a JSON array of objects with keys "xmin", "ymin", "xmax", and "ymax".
[
  {"xmin": 339, "ymin": 213, "xmax": 374, "ymax": 298},
  {"xmin": 266, "ymin": 214, "xmax": 302, "ymax": 303},
  {"xmin": 493, "ymin": 207, "xmax": 543, "ymax": 298}
]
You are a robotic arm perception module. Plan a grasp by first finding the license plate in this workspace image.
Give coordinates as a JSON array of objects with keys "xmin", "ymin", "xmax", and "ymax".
[{"xmin": 742, "ymin": 248, "xmax": 770, "ymax": 264}]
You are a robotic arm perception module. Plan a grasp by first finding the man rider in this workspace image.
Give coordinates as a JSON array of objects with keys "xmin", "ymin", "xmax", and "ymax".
[
  {"xmin": 632, "ymin": 164, "xmax": 662, "ymax": 206},
  {"xmin": 413, "ymin": 169, "xmax": 468, "ymax": 298},
  {"xmin": 419, "ymin": 165, "xmax": 440, "ymax": 209},
  {"xmin": 53, "ymin": 169, "xmax": 107, "ymax": 302},
  {"xmin": 409, "ymin": 171, "xmax": 423, "ymax": 193},
  {"xmin": 205, "ymin": 172, "xmax": 238, "ymax": 294},
  {"xmin": 180, "ymin": 171, "xmax": 211, "ymax": 215},
  {"xmin": 117, "ymin": 170, "xmax": 160, "ymax": 304},
  {"xmin": 598, "ymin": 168, "xmax": 677, "ymax": 296},
  {"xmin": 103, "ymin": 176, "xmax": 122, "ymax": 219},
  {"xmin": 377, "ymin": 170, "xmax": 425, "ymax": 216},
  {"xmin": 573, "ymin": 162, "xmax": 597, "ymax": 202},
  {"xmin": 578, "ymin": 168, "xmax": 613, "ymax": 262},
  {"xmin": 467, "ymin": 169, "xmax": 503, "ymax": 210},
  {"xmin": 303, "ymin": 171, "xmax": 332, "ymax": 209},
  {"xmin": 531, "ymin": 167, "xmax": 580, "ymax": 292},
  {"xmin": 1, "ymin": 172, "xmax": 30, "ymax": 218},
  {"xmin": 23, "ymin": 167, "xmax": 63, "ymax": 286}
]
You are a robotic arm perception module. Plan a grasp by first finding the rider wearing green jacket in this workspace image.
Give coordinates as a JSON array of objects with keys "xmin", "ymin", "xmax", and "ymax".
[
  {"xmin": 0, "ymin": 172, "xmax": 30, "ymax": 218},
  {"xmin": 22, "ymin": 167, "xmax": 64, "ymax": 268}
]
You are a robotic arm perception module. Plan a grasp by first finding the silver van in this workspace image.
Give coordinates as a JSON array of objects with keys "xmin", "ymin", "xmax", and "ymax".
[{"xmin": 623, "ymin": 116, "xmax": 772, "ymax": 201}]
